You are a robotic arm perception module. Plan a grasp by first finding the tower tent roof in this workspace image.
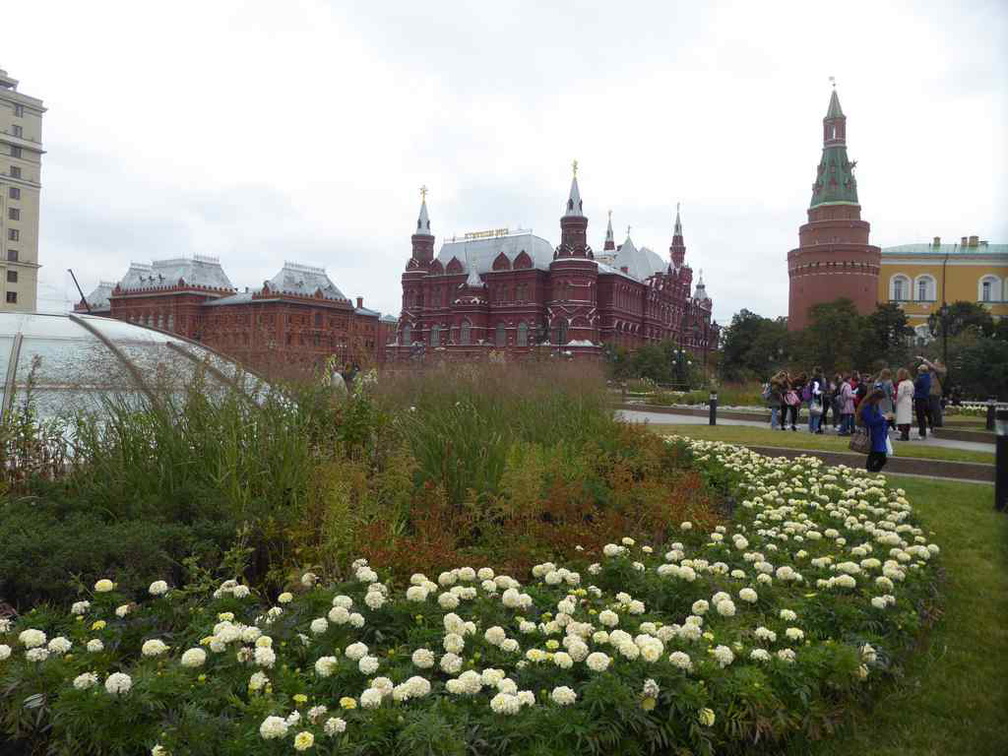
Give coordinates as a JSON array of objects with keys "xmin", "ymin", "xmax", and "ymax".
[
  {"xmin": 564, "ymin": 176, "xmax": 584, "ymax": 217},
  {"xmin": 826, "ymin": 89, "xmax": 844, "ymax": 119},
  {"xmin": 415, "ymin": 197, "xmax": 433, "ymax": 237}
]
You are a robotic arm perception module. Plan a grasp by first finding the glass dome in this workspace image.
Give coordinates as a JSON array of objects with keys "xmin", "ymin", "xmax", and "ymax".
[{"xmin": 0, "ymin": 312, "xmax": 262, "ymax": 424}]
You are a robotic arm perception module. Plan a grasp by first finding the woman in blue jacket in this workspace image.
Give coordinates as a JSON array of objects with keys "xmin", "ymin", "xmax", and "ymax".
[{"xmin": 859, "ymin": 388, "xmax": 893, "ymax": 472}]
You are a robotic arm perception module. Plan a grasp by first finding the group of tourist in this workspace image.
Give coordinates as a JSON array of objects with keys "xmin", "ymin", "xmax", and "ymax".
[{"xmin": 762, "ymin": 357, "xmax": 947, "ymax": 472}]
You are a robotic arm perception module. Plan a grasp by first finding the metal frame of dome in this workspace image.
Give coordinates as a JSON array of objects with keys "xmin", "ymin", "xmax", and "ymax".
[{"xmin": 0, "ymin": 312, "xmax": 262, "ymax": 425}]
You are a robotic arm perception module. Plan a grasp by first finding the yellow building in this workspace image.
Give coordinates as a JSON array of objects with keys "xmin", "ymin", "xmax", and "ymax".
[
  {"xmin": 0, "ymin": 67, "xmax": 44, "ymax": 312},
  {"xmin": 878, "ymin": 235, "xmax": 1007, "ymax": 339}
]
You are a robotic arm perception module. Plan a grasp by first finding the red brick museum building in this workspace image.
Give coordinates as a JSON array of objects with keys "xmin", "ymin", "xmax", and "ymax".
[
  {"xmin": 76, "ymin": 258, "xmax": 384, "ymax": 375},
  {"xmin": 787, "ymin": 88, "xmax": 881, "ymax": 330},
  {"xmin": 387, "ymin": 171, "xmax": 718, "ymax": 362}
]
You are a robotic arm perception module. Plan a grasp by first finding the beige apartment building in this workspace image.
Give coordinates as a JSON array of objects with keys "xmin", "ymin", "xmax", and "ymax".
[{"xmin": 0, "ymin": 67, "xmax": 44, "ymax": 312}]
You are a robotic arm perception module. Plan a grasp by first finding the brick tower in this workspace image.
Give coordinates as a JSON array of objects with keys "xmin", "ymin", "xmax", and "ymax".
[
  {"xmin": 787, "ymin": 87, "xmax": 880, "ymax": 330},
  {"xmin": 548, "ymin": 161, "xmax": 599, "ymax": 347}
]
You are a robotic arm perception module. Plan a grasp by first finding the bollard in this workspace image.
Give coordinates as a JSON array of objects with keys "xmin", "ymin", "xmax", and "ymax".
[
  {"xmin": 986, "ymin": 398, "xmax": 997, "ymax": 431},
  {"xmin": 996, "ymin": 409, "xmax": 1008, "ymax": 512},
  {"xmin": 709, "ymin": 391, "xmax": 718, "ymax": 426}
]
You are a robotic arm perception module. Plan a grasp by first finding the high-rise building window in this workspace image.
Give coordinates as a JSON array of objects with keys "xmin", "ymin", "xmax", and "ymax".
[
  {"xmin": 10, "ymin": 166, "xmax": 21, "ymax": 178},
  {"xmin": 5, "ymin": 292, "xmax": 16, "ymax": 304},
  {"xmin": 11, "ymin": 125, "xmax": 22, "ymax": 137},
  {"xmin": 6, "ymin": 271, "xmax": 17, "ymax": 283},
  {"xmin": 10, "ymin": 146, "xmax": 21, "ymax": 159},
  {"xmin": 8, "ymin": 208, "xmax": 19, "ymax": 220},
  {"xmin": 6, "ymin": 250, "xmax": 17, "ymax": 262},
  {"xmin": 7, "ymin": 229, "xmax": 18, "ymax": 241},
  {"xmin": 8, "ymin": 187, "xmax": 19, "ymax": 200}
]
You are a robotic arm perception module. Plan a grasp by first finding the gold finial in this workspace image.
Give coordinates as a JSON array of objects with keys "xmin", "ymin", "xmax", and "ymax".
[
  {"xmin": 571, "ymin": 159, "xmax": 578, "ymax": 177},
  {"xmin": 420, "ymin": 185, "xmax": 428, "ymax": 201}
]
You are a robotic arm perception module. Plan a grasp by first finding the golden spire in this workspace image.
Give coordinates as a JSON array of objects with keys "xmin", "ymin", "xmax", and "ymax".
[
  {"xmin": 571, "ymin": 159, "xmax": 578, "ymax": 177},
  {"xmin": 420, "ymin": 184, "xmax": 428, "ymax": 201}
]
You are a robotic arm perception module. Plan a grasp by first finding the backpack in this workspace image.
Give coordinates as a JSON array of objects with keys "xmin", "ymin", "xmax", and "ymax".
[
  {"xmin": 800, "ymin": 383, "xmax": 813, "ymax": 402},
  {"xmin": 761, "ymin": 382, "xmax": 772, "ymax": 401}
]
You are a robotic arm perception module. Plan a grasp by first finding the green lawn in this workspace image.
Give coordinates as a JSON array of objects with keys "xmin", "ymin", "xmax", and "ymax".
[
  {"xmin": 639, "ymin": 423, "xmax": 995, "ymax": 464},
  {"xmin": 808, "ymin": 476, "xmax": 1008, "ymax": 756}
]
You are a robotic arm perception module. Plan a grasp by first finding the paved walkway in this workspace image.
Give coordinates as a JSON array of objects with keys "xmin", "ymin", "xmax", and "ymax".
[{"xmin": 616, "ymin": 409, "xmax": 995, "ymax": 453}]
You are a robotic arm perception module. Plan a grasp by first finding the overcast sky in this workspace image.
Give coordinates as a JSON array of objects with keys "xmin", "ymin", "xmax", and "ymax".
[{"xmin": 6, "ymin": 0, "xmax": 1006, "ymax": 324}]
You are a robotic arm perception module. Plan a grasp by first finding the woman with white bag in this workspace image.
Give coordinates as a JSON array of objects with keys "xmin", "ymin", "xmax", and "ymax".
[{"xmin": 857, "ymin": 387, "xmax": 894, "ymax": 472}]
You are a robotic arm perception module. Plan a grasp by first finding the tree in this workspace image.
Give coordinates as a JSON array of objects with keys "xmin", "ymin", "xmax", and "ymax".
[
  {"xmin": 928, "ymin": 301, "xmax": 995, "ymax": 339},
  {"xmin": 800, "ymin": 298, "xmax": 863, "ymax": 374},
  {"xmin": 719, "ymin": 309, "xmax": 789, "ymax": 381},
  {"xmin": 862, "ymin": 303, "xmax": 913, "ymax": 368}
]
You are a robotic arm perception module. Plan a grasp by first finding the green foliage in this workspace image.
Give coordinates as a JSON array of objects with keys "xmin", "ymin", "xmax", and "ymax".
[
  {"xmin": 927, "ymin": 300, "xmax": 995, "ymax": 339},
  {"xmin": 605, "ymin": 341, "xmax": 708, "ymax": 388},
  {"xmin": 719, "ymin": 310, "xmax": 791, "ymax": 382}
]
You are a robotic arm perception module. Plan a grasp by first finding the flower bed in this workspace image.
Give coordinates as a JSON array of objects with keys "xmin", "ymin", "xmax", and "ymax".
[{"xmin": 0, "ymin": 439, "xmax": 941, "ymax": 755}]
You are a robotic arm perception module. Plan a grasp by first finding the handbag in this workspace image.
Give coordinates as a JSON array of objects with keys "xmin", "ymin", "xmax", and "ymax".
[
  {"xmin": 886, "ymin": 434, "xmax": 894, "ymax": 456},
  {"xmin": 784, "ymin": 390, "xmax": 799, "ymax": 406},
  {"xmin": 809, "ymin": 401, "xmax": 823, "ymax": 416},
  {"xmin": 848, "ymin": 427, "xmax": 870, "ymax": 453}
]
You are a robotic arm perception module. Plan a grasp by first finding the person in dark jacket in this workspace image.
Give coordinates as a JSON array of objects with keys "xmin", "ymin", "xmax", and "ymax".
[
  {"xmin": 859, "ymin": 387, "xmax": 893, "ymax": 472},
  {"xmin": 913, "ymin": 364, "xmax": 932, "ymax": 438}
]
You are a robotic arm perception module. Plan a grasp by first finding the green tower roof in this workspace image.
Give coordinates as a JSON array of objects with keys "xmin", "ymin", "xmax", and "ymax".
[{"xmin": 810, "ymin": 90, "xmax": 858, "ymax": 208}]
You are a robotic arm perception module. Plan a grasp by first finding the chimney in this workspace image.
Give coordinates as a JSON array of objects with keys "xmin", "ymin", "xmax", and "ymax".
[
  {"xmin": 356, "ymin": 296, "xmax": 363, "ymax": 309},
  {"xmin": 961, "ymin": 236, "xmax": 968, "ymax": 247},
  {"xmin": 968, "ymin": 235, "xmax": 979, "ymax": 247},
  {"xmin": 932, "ymin": 236, "xmax": 941, "ymax": 247}
]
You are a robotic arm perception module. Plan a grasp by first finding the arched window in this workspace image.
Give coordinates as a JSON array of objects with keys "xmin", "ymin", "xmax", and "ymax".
[
  {"xmin": 430, "ymin": 325, "xmax": 440, "ymax": 347},
  {"xmin": 496, "ymin": 322, "xmax": 506, "ymax": 347},
  {"xmin": 915, "ymin": 275, "xmax": 936, "ymax": 302},
  {"xmin": 979, "ymin": 275, "xmax": 1002, "ymax": 303},
  {"xmin": 402, "ymin": 324, "xmax": 412, "ymax": 344},
  {"xmin": 517, "ymin": 321, "xmax": 529, "ymax": 346},
  {"xmin": 460, "ymin": 320, "xmax": 471, "ymax": 346},
  {"xmin": 890, "ymin": 274, "xmax": 911, "ymax": 302}
]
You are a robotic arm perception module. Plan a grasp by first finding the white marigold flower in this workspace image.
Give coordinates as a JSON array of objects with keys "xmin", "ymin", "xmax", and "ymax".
[
  {"xmin": 406, "ymin": 585, "xmax": 429, "ymax": 602},
  {"xmin": 551, "ymin": 685, "xmax": 577, "ymax": 706},
  {"xmin": 148, "ymin": 580, "xmax": 169, "ymax": 596},
  {"xmin": 19, "ymin": 629, "xmax": 46, "ymax": 649},
  {"xmin": 777, "ymin": 648, "xmax": 797, "ymax": 663},
  {"xmin": 598, "ymin": 609, "xmax": 619, "ymax": 628},
  {"xmin": 364, "ymin": 591, "xmax": 386, "ymax": 610},
  {"xmin": 71, "ymin": 600, "xmax": 91, "ymax": 615},
  {"xmin": 115, "ymin": 604, "xmax": 131, "ymax": 618},
  {"xmin": 310, "ymin": 617, "xmax": 329, "ymax": 635},
  {"xmin": 26, "ymin": 647, "xmax": 49, "ymax": 662},
  {"xmin": 141, "ymin": 639, "xmax": 170, "ymax": 657},
  {"xmin": 324, "ymin": 716, "xmax": 347, "ymax": 736},
  {"xmin": 711, "ymin": 645, "xmax": 735, "ymax": 668},
  {"xmin": 71, "ymin": 671, "xmax": 99, "ymax": 690},
  {"xmin": 628, "ymin": 600, "xmax": 645, "ymax": 615},
  {"xmin": 86, "ymin": 639, "xmax": 104, "ymax": 653},
  {"xmin": 358, "ymin": 655, "xmax": 379, "ymax": 675},
  {"xmin": 779, "ymin": 609, "xmax": 797, "ymax": 621},
  {"xmin": 750, "ymin": 648, "xmax": 771, "ymax": 661},
  {"xmin": 754, "ymin": 626, "xmax": 777, "ymax": 643},
  {"xmin": 47, "ymin": 637, "xmax": 72, "ymax": 655},
  {"xmin": 553, "ymin": 651, "xmax": 574, "ymax": 669},
  {"xmin": 314, "ymin": 655, "xmax": 339, "ymax": 678},
  {"xmin": 691, "ymin": 599, "xmax": 709, "ymax": 615},
  {"xmin": 716, "ymin": 600, "xmax": 736, "ymax": 617},
  {"xmin": 861, "ymin": 644, "xmax": 878, "ymax": 664},
  {"xmin": 0, "ymin": 644, "xmax": 11, "ymax": 661},
  {"xmin": 490, "ymin": 692, "xmax": 522, "ymax": 714},
  {"xmin": 332, "ymin": 594, "xmax": 354, "ymax": 608},
  {"xmin": 360, "ymin": 687, "xmax": 383, "ymax": 709},
  {"xmin": 249, "ymin": 671, "xmax": 269, "ymax": 690},
  {"xmin": 412, "ymin": 648, "xmax": 435, "ymax": 669},
  {"xmin": 181, "ymin": 648, "xmax": 207, "ymax": 668},
  {"xmin": 440, "ymin": 652, "xmax": 463, "ymax": 674},
  {"xmin": 349, "ymin": 612, "xmax": 365, "ymax": 628},
  {"xmin": 328, "ymin": 606, "xmax": 350, "ymax": 625},
  {"xmin": 232, "ymin": 585, "xmax": 250, "ymax": 599},
  {"xmin": 586, "ymin": 652, "xmax": 611, "ymax": 672},
  {"xmin": 259, "ymin": 715, "xmax": 288, "ymax": 740},
  {"xmin": 871, "ymin": 596, "xmax": 889, "ymax": 609},
  {"xmin": 344, "ymin": 642, "xmax": 368, "ymax": 661},
  {"xmin": 443, "ymin": 633, "xmax": 465, "ymax": 654},
  {"xmin": 301, "ymin": 572, "xmax": 318, "ymax": 587},
  {"xmin": 254, "ymin": 646, "xmax": 276, "ymax": 668},
  {"xmin": 105, "ymin": 672, "xmax": 132, "ymax": 696},
  {"xmin": 785, "ymin": 627, "xmax": 804, "ymax": 642},
  {"xmin": 484, "ymin": 626, "xmax": 507, "ymax": 646},
  {"xmin": 669, "ymin": 651, "xmax": 693, "ymax": 671},
  {"xmin": 94, "ymin": 579, "xmax": 114, "ymax": 593},
  {"xmin": 739, "ymin": 588, "xmax": 758, "ymax": 604}
]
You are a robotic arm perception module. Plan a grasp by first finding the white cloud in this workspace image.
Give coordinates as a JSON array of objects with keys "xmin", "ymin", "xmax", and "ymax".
[{"xmin": 6, "ymin": 0, "xmax": 1005, "ymax": 323}]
